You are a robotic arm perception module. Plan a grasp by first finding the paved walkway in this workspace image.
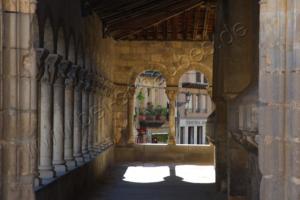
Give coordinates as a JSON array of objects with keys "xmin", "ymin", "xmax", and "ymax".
[{"xmin": 86, "ymin": 163, "xmax": 226, "ymax": 200}]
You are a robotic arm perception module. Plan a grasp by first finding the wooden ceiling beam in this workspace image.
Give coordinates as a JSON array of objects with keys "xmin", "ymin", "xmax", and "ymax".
[
  {"xmin": 202, "ymin": 3, "xmax": 210, "ymax": 40},
  {"xmin": 192, "ymin": 7, "xmax": 202, "ymax": 40},
  {"xmin": 163, "ymin": 21, "xmax": 168, "ymax": 40},
  {"xmin": 105, "ymin": 0, "xmax": 205, "ymax": 30},
  {"xmin": 113, "ymin": 1, "xmax": 206, "ymax": 40},
  {"xmin": 89, "ymin": 0, "xmax": 217, "ymax": 41},
  {"xmin": 172, "ymin": 17, "xmax": 178, "ymax": 40}
]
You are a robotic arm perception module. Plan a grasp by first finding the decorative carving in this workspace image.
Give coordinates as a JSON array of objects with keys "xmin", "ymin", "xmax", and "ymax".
[
  {"xmin": 41, "ymin": 54, "xmax": 62, "ymax": 84},
  {"xmin": 65, "ymin": 65, "xmax": 79, "ymax": 89},
  {"xmin": 166, "ymin": 87, "xmax": 178, "ymax": 102},
  {"xmin": 36, "ymin": 48, "xmax": 49, "ymax": 80},
  {"xmin": 54, "ymin": 60, "xmax": 71, "ymax": 85},
  {"xmin": 75, "ymin": 68, "xmax": 87, "ymax": 90},
  {"xmin": 83, "ymin": 78, "xmax": 92, "ymax": 92}
]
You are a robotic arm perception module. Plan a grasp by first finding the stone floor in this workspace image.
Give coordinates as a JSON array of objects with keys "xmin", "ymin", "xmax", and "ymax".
[{"xmin": 85, "ymin": 163, "xmax": 227, "ymax": 200}]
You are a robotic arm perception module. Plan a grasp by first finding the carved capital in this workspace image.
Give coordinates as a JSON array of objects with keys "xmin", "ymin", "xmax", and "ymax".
[
  {"xmin": 65, "ymin": 65, "xmax": 79, "ymax": 88},
  {"xmin": 36, "ymin": 48, "xmax": 49, "ymax": 81},
  {"xmin": 166, "ymin": 87, "xmax": 178, "ymax": 102},
  {"xmin": 75, "ymin": 68, "xmax": 87, "ymax": 90},
  {"xmin": 95, "ymin": 74, "xmax": 105, "ymax": 90},
  {"xmin": 42, "ymin": 54, "xmax": 62, "ymax": 84},
  {"xmin": 84, "ymin": 72, "xmax": 95, "ymax": 92},
  {"xmin": 54, "ymin": 60, "xmax": 71, "ymax": 85}
]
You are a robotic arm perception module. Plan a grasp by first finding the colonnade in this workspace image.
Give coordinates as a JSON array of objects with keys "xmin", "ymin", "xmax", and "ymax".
[{"xmin": 36, "ymin": 48, "xmax": 110, "ymax": 183}]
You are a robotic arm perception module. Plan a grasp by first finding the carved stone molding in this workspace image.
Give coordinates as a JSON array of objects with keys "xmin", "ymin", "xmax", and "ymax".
[
  {"xmin": 54, "ymin": 60, "xmax": 71, "ymax": 85},
  {"xmin": 42, "ymin": 54, "xmax": 62, "ymax": 84},
  {"xmin": 75, "ymin": 68, "xmax": 87, "ymax": 90},
  {"xmin": 36, "ymin": 48, "xmax": 49, "ymax": 80},
  {"xmin": 65, "ymin": 65, "xmax": 79, "ymax": 89},
  {"xmin": 165, "ymin": 87, "xmax": 178, "ymax": 101}
]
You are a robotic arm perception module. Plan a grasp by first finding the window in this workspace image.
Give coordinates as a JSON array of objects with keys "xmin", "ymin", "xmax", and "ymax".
[
  {"xmin": 188, "ymin": 127, "xmax": 194, "ymax": 144},
  {"xmin": 197, "ymin": 126, "xmax": 203, "ymax": 144},
  {"xmin": 186, "ymin": 94, "xmax": 193, "ymax": 111},
  {"xmin": 196, "ymin": 72, "xmax": 201, "ymax": 83},
  {"xmin": 195, "ymin": 95, "xmax": 200, "ymax": 112},
  {"xmin": 180, "ymin": 127, "xmax": 185, "ymax": 144}
]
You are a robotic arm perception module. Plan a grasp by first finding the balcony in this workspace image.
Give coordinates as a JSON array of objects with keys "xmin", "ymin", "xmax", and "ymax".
[{"xmin": 181, "ymin": 82, "xmax": 208, "ymax": 89}]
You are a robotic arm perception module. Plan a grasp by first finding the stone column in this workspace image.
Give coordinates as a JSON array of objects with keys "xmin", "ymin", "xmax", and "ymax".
[
  {"xmin": 166, "ymin": 87, "xmax": 178, "ymax": 145},
  {"xmin": 93, "ymin": 87, "xmax": 100, "ymax": 152},
  {"xmin": 52, "ymin": 60, "xmax": 68, "ymax": 172},
  {"xmin": 64, "ymin": 65, "xmax": 77, "ymax": 168},
  {"xmin": 88, "ymin": 75, "xmax": 95, "ymax": 156},
  {"xmin": 81, "ymin": 71, "xmax": 90, "ymax": 160},
  {"xmin": 35, "ymin": 48, "xmax": 50, "ymax": 186},
  {"xmin": 1, "ymin": 1, "xmax": 39, "ymax": 198},
  {"xmin": 38, "ymin": 54, "xmax": 61, "ymax": 178},
  {"xmin": 73, "ymin": 67, "xmax": 84, "ymax": 163},
  {"xmin": 259, "ymin": 0, "xmax": 300, "ymax": 199},
  {"xmin": 127, "ymin": 87, "xmax": 136, "ymax": 144}
]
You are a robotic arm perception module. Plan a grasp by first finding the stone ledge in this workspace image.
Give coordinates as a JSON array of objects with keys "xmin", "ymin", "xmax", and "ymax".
[
  {"xmin": 115, "ymin": 144, "xmax": 215, "ymax": 164},
  {"xmin": 35, "ymin": 144, "xmax": 114, "ymax": 200}
]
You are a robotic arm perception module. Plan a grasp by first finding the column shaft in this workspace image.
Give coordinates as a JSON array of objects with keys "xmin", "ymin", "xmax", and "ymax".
[
  {"xmin": 52, "ymin": 61, "xmax": 68, "ymax": 172},
  {"xmin": 38, "ymin": 54, "xmax": 61, "ymax": 178},
  {"xmin": 88, "ymin": 91, "xmax": 94, "ymax": 154},
  {"xmin": 82, "ymin": 90, "xmax": 90, "ymax": 158},
  {"xmin": 127, "ymin": 88, "xmax": 136, "ymax": 144},
  {"xmin": 166, "ymin": 88, "xmax": 178, "ymax": 145},
  {"xmin": 64, "ymin": 66, "xmax": 77, "ymax": 167},
  {"xmin": 73, "ymin": 77, "xmax": 84, "ymax": 163}
]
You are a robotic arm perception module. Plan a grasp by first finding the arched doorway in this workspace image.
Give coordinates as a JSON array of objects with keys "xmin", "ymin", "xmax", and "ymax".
[{"xmin": 134, "ymin": 70, "xmax": 168, "ymax": 144}]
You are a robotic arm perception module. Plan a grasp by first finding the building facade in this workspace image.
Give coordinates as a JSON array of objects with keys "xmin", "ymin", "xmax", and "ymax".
[{"xmin": 176, "ymin": 71, "xmax": 213, "ymax": 145}]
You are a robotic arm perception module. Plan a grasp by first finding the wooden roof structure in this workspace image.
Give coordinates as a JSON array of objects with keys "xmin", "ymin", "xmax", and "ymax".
[{"xmin": 88, "ymin": 0, "xmax": 216, "ymax": 41}]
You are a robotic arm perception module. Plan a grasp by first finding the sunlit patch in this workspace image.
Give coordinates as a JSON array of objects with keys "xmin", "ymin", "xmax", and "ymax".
[
  {"xmin": 123, "ymin": 166, "xmax": 170, "ymax": 183},
  {"xmin": 175, "ymin": 165, "xmax": 215, "ymax": 184}
]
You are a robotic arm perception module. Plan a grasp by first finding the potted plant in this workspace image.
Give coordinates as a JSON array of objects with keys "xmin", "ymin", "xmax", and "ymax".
[
  {"xmin": 144, "ymin": 102, "xmax": 155, "ymax": 120},
  {"xmin": 138, "ymin": 109, "xmax": 146, "ymax": 121},
  {"xmin": 155, "ymin": 105, "xmax": 163, "ymax": 120}
]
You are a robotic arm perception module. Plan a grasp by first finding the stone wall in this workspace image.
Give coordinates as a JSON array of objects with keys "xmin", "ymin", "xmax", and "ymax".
[
  {"xmin": 259, "ymin": 0, "xmax": 300, "ymax": 199},
  {"xmin": 35, "ymin": 146, "xmax": 114, "ymax": 200},
  {"xmin": 115, "ymin": 144, "xmax": 215, "ymax": 165},
  {"xmin": 0, "ymin": 0, "xmax": 38, "ymax": 199},
  {"xmin": 113, "ymin": 41, "xmax": 213, "ymax": 87}
]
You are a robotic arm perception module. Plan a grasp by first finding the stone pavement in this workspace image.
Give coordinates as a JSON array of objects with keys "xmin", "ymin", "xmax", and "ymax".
[{"xmin": 85, "ymin": 163, "xmax": 227, "ymax": 200}]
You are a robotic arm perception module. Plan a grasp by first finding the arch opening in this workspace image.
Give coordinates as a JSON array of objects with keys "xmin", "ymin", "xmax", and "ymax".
[
  {"xmin": 133, "ymin": 70, "xmax": 169, "ymax": 144},
  {"xmin": 175, "ymin": 70, "xmax": 215, "ymax": 146}
]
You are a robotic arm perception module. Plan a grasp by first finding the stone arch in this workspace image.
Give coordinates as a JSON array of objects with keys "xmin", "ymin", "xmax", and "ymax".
[
  {"xmin": 67, "ymin": 32, "xmax": 76, "ymax": 63},
  {"xmin": 174, "ymin": 63, "xmax": 213, "ymax": 87},
  {"xmin": 129, "ymin": 63, "xmax": 169, "ymax": 86},
  {"xmin": 56, "ymin": 26, "xmax": 66, "ymax": 58},
  {"xmin": 43, "ymin": 19, "xmax": 55, "ymax": 52}
]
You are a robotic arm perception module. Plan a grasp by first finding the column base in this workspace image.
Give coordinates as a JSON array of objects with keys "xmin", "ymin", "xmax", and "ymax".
[
  {"xmin": 34, "ymin": 177, "xmax": 41, "ymax": 187},
  {"xmin": 168, "ymin": 140, "xmax": 176, "ymax": 145},
  {"xmin": 93, "ymin": 146, "xmax": 102, "ymax": 153},
  {"xmin": 89, "ymin": 149, "xmax": 96, "ymax": 158},
  {"xmin": 74, "ymin": 155, "xmax": 84, "ymax": 164},
  {"xmin": 38, "ymin": 167, "xmax": 56, "ymax": 179},
  {"xmin": 54, "ymin": 164, "xmax": 68, "ymax": 173},
  {"xmin": 83, "ymin": 153, "xmax": 92, "ymax": 161},
  {"xmin": 127, "ymin": 138, "xmax": 135, "ymax": 145},
  {"xmin": 66, "ymin": 160, "xmax": 77, "ymax": 169}
]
